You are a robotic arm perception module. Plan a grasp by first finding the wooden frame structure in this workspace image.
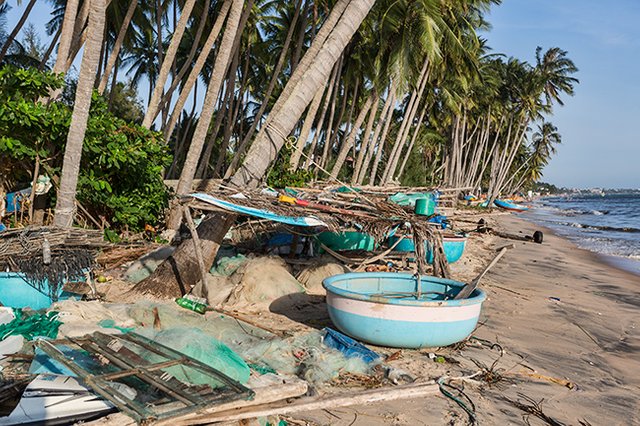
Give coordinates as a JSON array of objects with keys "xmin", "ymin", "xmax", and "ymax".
[{"xmin": 35, "ymin": 332, "xmax": 254, "ymax": 424}]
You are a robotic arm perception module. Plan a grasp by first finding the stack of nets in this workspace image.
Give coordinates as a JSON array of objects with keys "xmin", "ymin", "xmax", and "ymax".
[{"xmin": 0, "ymin": 227, "xmax": 108, "ymax": 301}]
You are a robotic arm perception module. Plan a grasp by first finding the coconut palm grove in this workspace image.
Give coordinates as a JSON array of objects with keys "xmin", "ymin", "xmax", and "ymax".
[{"xmin": 0, "ymin": 0, "xmax": 578, "ymax": 235}]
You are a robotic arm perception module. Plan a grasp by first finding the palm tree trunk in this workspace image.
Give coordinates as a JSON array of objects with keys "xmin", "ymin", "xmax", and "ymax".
[
  {"xmin": 396, "ymin": 101, "xmax": 428, "ymax": 181},
  {"xmin": 164, "ymin": 0, "xmax": 232, "ymax": 139},
  {"xmin": 323, "ymin": 79, "xmax": 352, "ymax": 169},
  {"xmin": 351, "ymin": 92, "xmax": 378, "ymax": 184},
  {"xmin": 330, "ymin": 92, "xmax": 374, "ymax": 180},
  {"xmin": 369, "ymin": 87, "xmax": 396, "ymax": 185},
  {"xmin": 230, "ymin": 0, "xmax": 376, "ymax": 189},
  {"xmin": 382, "ymin": 60, "xmax": 429, "ymax": 184},
  {"xmin": 290, "ymin": 0, "xmax": 309, "ymax": 72},
  {"xmin": 0, "ymin": 0, "xmax": 37, "ymax": 63},
  {"xmin": 304, "ymin": 59, "xmax": 340, "ymax": 169},
  {"xmin": 166, "ymin": 0, "xmax": 244, "ymax": 230},
  {"xmin": 98, "ymin": 0, "xmax": 137, "ymax": 94},
  {"xmin": 52, "ymin": 0, "xmax": 80, "ymax": 75},
  {"xmin": 64, "ymin": 0, "xmax": 91, "ymax": 69},
  {"xmin": 268, "ymin": 0, "xmax": 349, "ymax": 120},
  {"xmin": 225, "ymin": 0, "xmax": 303, "ymax": 177},
  {"xmin": 53, "ymin": 0, "xmax": 106, "ymax": 228},
  {"xmin": 39, "ymin": 26, "xmax": 61, "ymax": 70},
  {"xmin": 133, "ymin": 211, "xmax": 237, "ymax": 297},
  {"xmin": 167, "ymin": 81, "xmax": 198, "ymax": 178},
  {"xmin": 93, "ymin": 22, "xmax": 108, "ymax": 88},
  {"xmin": 198, "ymin": 82, "xmax": 229, "ymax": 178},
  {"xmin": 143, "ymin": 0, "xmax": 197, "ymax": 127},
  {"xmin": 290, "ymin": 84, "xmax": 324, "ymax": 170},
  {"xmin": 214, "ymin": 50, "xmax": 241, "ymax": 176},
  {"xmin": 107, "ymin": 56, "xmax": 120, "ymax": 108},
  {"xmin": 358, "ymin": 83, "xmax": 394, "ymax": 184},
  {"xmin": 157, "ymin": 0, "xmax": 211, "ymax": 116}
]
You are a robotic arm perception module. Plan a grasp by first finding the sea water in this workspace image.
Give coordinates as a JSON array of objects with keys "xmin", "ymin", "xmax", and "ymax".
[{"xmin": 525, "ymin": 193, "xmax": 640, "ymax": 276}]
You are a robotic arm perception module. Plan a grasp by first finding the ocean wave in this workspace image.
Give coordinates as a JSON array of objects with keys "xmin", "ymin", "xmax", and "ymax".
[
  {"xmin": 557, "ymin": 208, "xmax": 609, "ymax": 216},
  {"xmin": 552, "ymin": 221, "xmax": 640, "ymax": 233},
  {"xmin": 580, "ymin": 224, "xmax": 640, "ymax": 233},
  {"xmin": 536, "ymin": 205, "xmax": 609, "ymax": 216}
]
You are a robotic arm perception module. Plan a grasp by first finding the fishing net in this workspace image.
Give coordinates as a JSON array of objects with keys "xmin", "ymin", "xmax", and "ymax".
[
  {"xmin": 125, "ymin": 302, "xmax": 372, "ymax": 384},
  {"xmin": 134, "ymin": 326, "xmax": 251, "ymax": 388},
  {"xmin": 15, "ymin": 249, "xmax": 95, "ymax": 302}
]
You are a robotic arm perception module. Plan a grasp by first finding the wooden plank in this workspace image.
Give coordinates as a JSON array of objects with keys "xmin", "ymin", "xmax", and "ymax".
[
  {"xmin": 85, "ymin": 374, "xmax": 309, "ymax": 426},
  {"xmin": 181, "ymin": 382, "xmax": 440, "ymax": 424}
]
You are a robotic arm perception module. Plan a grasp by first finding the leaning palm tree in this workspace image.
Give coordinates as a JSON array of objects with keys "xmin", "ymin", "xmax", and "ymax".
[
  {"xmin": 137, "ymin": 0, "xmax": 378, "ymax": 297},
  {"xmin": 54, "ymin": 0, "xmax": 106, "ymax": 227},
  {"xmin": 230, "ymin": 0, "xmax": 376, "ymax": 188}
]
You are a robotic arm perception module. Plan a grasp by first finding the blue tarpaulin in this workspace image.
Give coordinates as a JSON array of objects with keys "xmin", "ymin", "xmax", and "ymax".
[{"xmin": 190, "ymin": 193, "xmax": 328, "ymax": 227}]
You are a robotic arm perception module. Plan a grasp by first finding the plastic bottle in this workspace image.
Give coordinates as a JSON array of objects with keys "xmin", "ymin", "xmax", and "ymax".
[{"xmin": 175, "ymin": 295, "xmax": 207, "ymax": 314}]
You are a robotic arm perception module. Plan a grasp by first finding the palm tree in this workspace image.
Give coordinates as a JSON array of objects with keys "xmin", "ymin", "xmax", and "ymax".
[
  {"xmin": 54, "ymin": 0, "xmax": 106, "ymax": 227},
  {"xmin": 122, "ymin": 22, "xmax": 160, "ymax": 105},
  {"xmin": 142, "ymin": 0, "xmax": 198, "ymax": 127},
  {"xmin": 230, "ymin": 0, "xmax": 376, "ymax": 188},
  {"xmin": 0, "ymin": 0, "xmax": 38, "ymax": 64},
  {"xmin": 138, "ymin": 0, "xmax": 377, "ymax": 296},
  {"xmin": 98, "ymin": 0, "xmax": 138, "ymax": 93},
  {"xmin": 166, "ymin": 0, "xmax": 245, "ymax": 230},
  {"xmin": 535, "ymin": 46, "xmax": 579, "ymax": 107}
]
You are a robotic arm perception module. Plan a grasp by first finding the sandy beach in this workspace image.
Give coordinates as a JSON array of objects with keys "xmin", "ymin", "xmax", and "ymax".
[
  {"xmin": 273, "ymin": 212, "xmax": 640, "ymax": 425},
  {"xmin": 14, "ymin": 210, "xmax": 640, "ymax": 426}
]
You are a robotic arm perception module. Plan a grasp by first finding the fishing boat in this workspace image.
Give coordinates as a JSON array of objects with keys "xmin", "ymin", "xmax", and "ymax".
[
  {"xmin": 323, "ymin": 272, "xmax": 486, "ymax": 348},
  {"xmin": 493, "ymin": 199, "xmax": 529, "ymax": 212},
  {"xmin": 0, "ymin": 272, "xmax": 71, "ymax": 310},
  {"xmin": 387, "ymin": 234, "xmax": 467, "ymax": 264},
  {"xmin": 0, "ymin": 374, "xmax": 117, "ymax": 425}
]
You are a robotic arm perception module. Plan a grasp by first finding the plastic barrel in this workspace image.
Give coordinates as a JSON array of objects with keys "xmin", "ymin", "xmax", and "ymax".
[{"xmin": 414, "ymin": 198, "xmax": 434, "ymax": 216}]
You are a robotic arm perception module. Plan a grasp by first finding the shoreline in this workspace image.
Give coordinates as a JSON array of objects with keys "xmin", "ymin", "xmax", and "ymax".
[{"xmin": 515, "ymin": 209, "xmax": 640, "ymax": 278}]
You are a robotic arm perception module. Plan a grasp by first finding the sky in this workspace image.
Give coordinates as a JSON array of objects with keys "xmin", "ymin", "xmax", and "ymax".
[
  {"xmin": 482, "ymin": 0, "xmax": 640, "ymax": 189},
  {"xmin": 4, "ymin": 1, "xmax": 640, "ymax": 189}
]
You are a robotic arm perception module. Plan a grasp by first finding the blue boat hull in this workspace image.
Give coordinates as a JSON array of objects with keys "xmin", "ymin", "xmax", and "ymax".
[
  {"xmin": 388, "ymin": 235, "xmax": 467, "ymax": 264},
  {"xmin": 494, "ymin": 199, "xmax": 529, "ymax": 212},
  {"xmin": 323, "ymin": 273, "xmax": 486, "ymax": 348},
  {"xmin": 0, "ymin": 272, "xmax": 70, "ymax": 310}
]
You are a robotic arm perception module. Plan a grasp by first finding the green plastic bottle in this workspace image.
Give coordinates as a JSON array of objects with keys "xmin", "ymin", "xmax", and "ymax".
[{"xmin": 175, "ymin": 296, "xmax": 207, "ymax": 314}]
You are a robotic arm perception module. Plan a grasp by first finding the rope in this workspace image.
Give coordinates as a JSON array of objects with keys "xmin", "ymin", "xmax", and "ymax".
[
  {"xmin": 437, "ymin": 372, "xmax": 482, "ymax": 424},
  {"xmin": 284, "ymin": 137, "xmax": 378, "ymax": 207}
]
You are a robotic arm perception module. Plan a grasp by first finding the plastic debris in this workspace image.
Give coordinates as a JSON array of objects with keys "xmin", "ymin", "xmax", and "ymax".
[
  {"xmin": 176, "ymin": 294, "xmax": 208, "ymax": 314},
  {"xmin": 322, "ymin": 328, "xmax": 380, "ymax": 364},
  {"xmin": 0, "ymin": 309, "xmax": 61, "ymax": 341}
]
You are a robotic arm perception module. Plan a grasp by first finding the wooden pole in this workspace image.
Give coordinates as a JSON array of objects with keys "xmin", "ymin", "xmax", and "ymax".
[{"xmin": 183, "ymin": 206, "xmax": 209, "ymax": 299}]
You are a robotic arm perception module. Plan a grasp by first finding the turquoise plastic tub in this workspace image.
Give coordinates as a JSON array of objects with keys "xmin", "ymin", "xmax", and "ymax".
[
  {"xmin": 0, "ymin": 272, "xmax": 71, "ymax": 310},
  {"xmin": 388, "ymin": 234, "xmax": 467, "ymax": 264},
  {"xmin": 323, "ymin": 272, "xmax": 486, "ymax": 348},
  {"xmin": 316, "ymin": 231, "xmax": 377, "ymax": 252}
]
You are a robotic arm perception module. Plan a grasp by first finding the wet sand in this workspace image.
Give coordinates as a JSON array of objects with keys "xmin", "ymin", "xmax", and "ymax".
[{"xmin": 295, "ymin": 212, "xmax": 640, "ymax": 425}]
